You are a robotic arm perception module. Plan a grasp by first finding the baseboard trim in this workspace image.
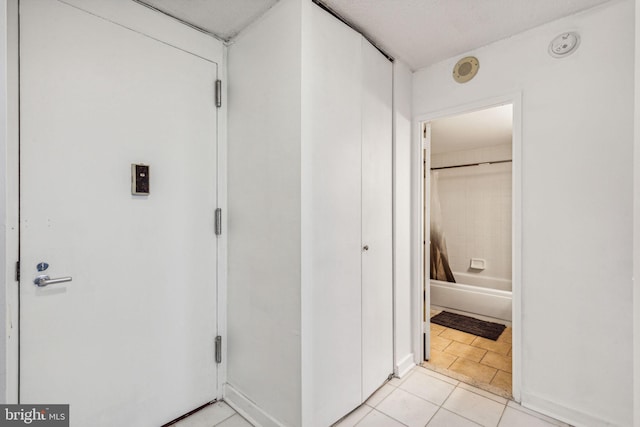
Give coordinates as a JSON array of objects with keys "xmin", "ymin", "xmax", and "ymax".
[
  {"xmin": 224, "ymin": 383, "xmax": 284, "ymax": 427},
  {"xmin": 395, "ymin": 353, "xmax": 415, "ymax": 378},
  {"xmin": 521, "ymin": 391, "xmax": 621, "ymax": 427}
]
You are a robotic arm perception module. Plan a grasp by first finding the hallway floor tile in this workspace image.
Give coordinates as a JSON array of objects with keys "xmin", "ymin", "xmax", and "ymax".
[
  {"xmin": 171, "ymin": 401, "xmax": 251, "ymax": 427},
  {"xmin": 173, "ymin": 367, "xmax": 571, "ymax": 427},
  {"xmin": 333, "ymin": 367, "xmax": 572, "ymax": 427}
]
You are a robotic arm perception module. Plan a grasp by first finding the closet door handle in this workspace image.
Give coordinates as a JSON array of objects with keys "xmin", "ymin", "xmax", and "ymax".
[{"xmin": 362, "ymin": 245, "xmax": 369, "ymax": 251}]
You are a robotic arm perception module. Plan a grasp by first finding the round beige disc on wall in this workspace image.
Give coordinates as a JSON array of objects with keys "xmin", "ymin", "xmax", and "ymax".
[{"xmin": 453, "ymin": 56, "xmax": 479, "ymax": 83}]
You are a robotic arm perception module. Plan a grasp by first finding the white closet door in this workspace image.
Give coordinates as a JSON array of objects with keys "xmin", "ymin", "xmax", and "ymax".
[
  {"xmin": 361, "ymin": 39, "xmax": 394, "ymax": 399},
  {"xmin": 302, "ymin": 5, "xmax": 363, "ymax": 427}
]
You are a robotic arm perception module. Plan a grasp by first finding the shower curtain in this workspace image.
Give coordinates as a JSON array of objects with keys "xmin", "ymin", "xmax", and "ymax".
[{"xmin": 430, "ymin": 171, "xmax": 456, "ymax": 282}]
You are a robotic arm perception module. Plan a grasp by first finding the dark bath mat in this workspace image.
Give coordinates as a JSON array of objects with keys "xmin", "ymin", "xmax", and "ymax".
[{"xmin": 431, "ymin": 311, "xmax": 506, "ymax": 341}]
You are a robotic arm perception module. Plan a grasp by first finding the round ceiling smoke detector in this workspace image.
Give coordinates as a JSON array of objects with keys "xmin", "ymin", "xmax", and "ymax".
[
  {"xmin": 453, "ymin": 56, "xmax": 479, "ymax": 83},
  {"xmin": 548, "ymin": 32, "xmax": 580, "ymax": 58}
]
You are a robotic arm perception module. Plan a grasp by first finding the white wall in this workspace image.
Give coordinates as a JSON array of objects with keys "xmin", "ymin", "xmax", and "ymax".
[
  {"xmin": 3, "ymin": 0, "xmax": 23, "ymax": 404},
  {"xmin": 0, "ymin": 0, "xmax": 8, "ymax": 405},
  {"xmin": 634, "ymin": 1, "xmax": 640, "ymax": 425},
  {"xmin": 414, "ymin": 1, "xmax": 634, "ymax": 425},
  {"xmin": 227, "ymin": 0, "xmax": 302, "ymax": 425},
  {"xmin": 432, "ymin": 145, "xmax": 512, "ymax": 290},
  {"xmin": 392, "ymin": 60, "xmax": 415, "ymax": 377}
]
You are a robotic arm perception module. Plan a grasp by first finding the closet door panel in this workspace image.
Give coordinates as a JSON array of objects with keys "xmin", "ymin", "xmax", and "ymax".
[
  {"xmin": 361, "ymin": 39, "xmax": 394, "ymax": 399},
  {"xmin": 301, "ymin": 5, "xmax": 363, "ymax": 426}
]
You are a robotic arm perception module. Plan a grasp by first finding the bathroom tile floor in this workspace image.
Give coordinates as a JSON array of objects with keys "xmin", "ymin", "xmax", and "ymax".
[
  {"xmin": 424, "ymin": 309, "xmax": 512, "ymax": 399},
  {"xmin": 172, "ymin": 368, "xmax": 570, "ymax": 427}
]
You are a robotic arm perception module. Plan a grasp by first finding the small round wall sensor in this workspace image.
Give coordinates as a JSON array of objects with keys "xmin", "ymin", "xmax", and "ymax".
[
  {"xmin": 453, "ymin": 56, "xmax": 479, "ymax": 83},
  {"xmin": 548, "ymin": 32, "xmax": 580, "ymax": 58}
]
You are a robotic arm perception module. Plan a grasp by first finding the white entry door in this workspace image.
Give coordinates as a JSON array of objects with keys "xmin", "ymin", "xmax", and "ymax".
[{"xmin": 19, "ymin": 2, "xmax": 219, "ymax": 426}]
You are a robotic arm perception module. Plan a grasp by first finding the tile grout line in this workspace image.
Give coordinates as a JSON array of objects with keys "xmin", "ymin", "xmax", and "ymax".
[
  {"xmin": 494, "ymin": 402, "xmax": 508, "ymax": 427},
  {"xmin": 351, "ymin": 406, "xmax": 371, "ymax": 427},
  {"xmin": 507, "ymin": 402, "xmax": 570, "ymax": 427},
  {"xmin": 354, "ymin": 407, "xmax": 409, "ymax": 427},
  {"xmin": 446, "ymin": 353, "xmax": 458, "ymax": 369},
  {"xmin": 479, "ymin": 351, "xmax": 489, "ymax": 365},
  {"xmin": 369, "ymin": 383, "xmax": 396, "ymax": 408},
  {"xmin": 439, "ymin": 380, "xmax": 459, "ymax": 407},
  {"xmin": 457, "ymin": 383, "xmax": 508, "ymax": 405},
  {"xmin": 435, "ymin": 406, "xmax": 486, "ymax": 427},
  {"xmin": 391, "ymin": 370, "xmax": 461, "ymax": 407},
  {"xmin": 439, "ymin": 336, "xmax": 453, "ymax": 352},
  {"xmin": 487, "ymin": 367, "xmax": 499, "ymax": 386},
  {"xmin": 212, "ymin": 409, "xmax": 237, "ymax": 427},
  {"xmin": 424, "ymin": 406, "xmax": 443, "ymax": 426},
  {"xmin": 373, "ymin": 407, "xmax": 411, "ymax": 427},
  {"xmin": 394, "ymin": 384, "xmax": 452, "ymax": 408},
  {"xmin": 417, "ymin": 365, "xmax": 460, "ymax": 383}
]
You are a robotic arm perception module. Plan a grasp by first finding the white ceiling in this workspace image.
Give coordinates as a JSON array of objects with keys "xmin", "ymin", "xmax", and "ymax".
[
  {"xmin": 137, "ymin": 0, "xmax": 611, "ymax": 70},
  {"xmin": 322, "ymin": 0, "xmax": 611, "ymax": 69},
  {"xmin": 136, "ymin": 0, "xmax": 279, "ymax": 40},
  {"xmin": 431, "ymin": 104, "xmax": 513, "ymax": 154}
]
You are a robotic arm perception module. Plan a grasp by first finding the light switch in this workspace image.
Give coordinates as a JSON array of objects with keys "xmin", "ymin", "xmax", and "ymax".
[{"xmin": 131, "ymin": 164, "xmax": 150, "ymax": 195}]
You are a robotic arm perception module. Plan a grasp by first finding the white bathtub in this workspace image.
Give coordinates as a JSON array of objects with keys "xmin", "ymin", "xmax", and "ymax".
[{"xmin": 430, "ymin": 278, "xmax": 512, "ymax": 322}]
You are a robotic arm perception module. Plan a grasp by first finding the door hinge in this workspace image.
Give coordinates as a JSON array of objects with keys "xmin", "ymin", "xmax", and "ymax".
[
  {"xmin": 215, "ymin": 335, "xmax": 222, "ymax": 364},
  {"xmin": 215, "ymin": 80, "xmax": 222, "ymax": 108},
  {"xmin": 422, "ymin": 122, "xmax": 431, "ymax": 149},
  {"xmin": 215, "ymin": 208, "xmax": 222, "ymax": 236},
  {"xmin": 15, "ymin": 261, "xmax": 20, "ymax": 282}
]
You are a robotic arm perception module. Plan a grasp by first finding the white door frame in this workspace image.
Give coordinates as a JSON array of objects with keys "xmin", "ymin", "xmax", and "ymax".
[
  {"xmin": 3, "ymin": 0, "xmax": 21, "ymax": 405},
  {"xmin": 216, "ymin": 47, "xmax": 229, "ymax": 398},
  {"xmin": 2, "ymin": 0, "xmax": 228, "ymax": 404},
  {"xmin": 411, "ymin": 93, "xmax": 523, "ymax": 402}
]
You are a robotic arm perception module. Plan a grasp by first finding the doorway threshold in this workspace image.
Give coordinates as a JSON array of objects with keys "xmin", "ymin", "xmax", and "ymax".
[{"xmin": 421, "ymin": 361, "xmax": 512, "ymax": 400}]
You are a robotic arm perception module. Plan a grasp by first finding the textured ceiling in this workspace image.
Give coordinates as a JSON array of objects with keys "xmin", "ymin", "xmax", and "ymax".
[
  {"xmin": 322, "ymin": 0, "xmax": 611, "ymax": 69},
  {"xmin": 431, "ymin": 105, "xmax": 512, "ymax": 154},
  {"xmin": 136, "ymin": 0, "xmax": 279, "ymax": 40},
  {"xmin": 137, "ymin": 0, "xmax": 611, "ymax": 69}
]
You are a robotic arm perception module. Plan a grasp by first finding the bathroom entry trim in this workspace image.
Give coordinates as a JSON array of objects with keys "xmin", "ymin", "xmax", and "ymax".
[{"xmin": 412, "ymin": 92, "xmax": 523, "ymax": 402}]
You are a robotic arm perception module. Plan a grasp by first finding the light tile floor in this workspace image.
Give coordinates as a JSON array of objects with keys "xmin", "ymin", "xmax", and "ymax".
[
  {"xmin": 425, "ymin": 309, "xmax": 512, "ymax": 399},
  {"xmin": 174, "ymin": 367, "xmax": 571, "ymax": 427},
  {"xmin": 334, "ymin": 367, "xmax": 572, "ymax": 427},
  {"xmin": 171, "ymin": 401, "xmax": 252, "ymax": 427}
]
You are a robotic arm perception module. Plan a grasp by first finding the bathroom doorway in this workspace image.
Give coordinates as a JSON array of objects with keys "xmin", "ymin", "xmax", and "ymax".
[{"xmin": 422, "ymin": 103, "xmax": 515, "ymax": 399}]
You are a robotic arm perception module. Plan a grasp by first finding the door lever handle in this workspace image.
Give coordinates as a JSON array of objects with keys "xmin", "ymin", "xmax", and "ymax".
[{"xmin": 34, "ymin": 275, "xmax": 72, "ymax": 287}]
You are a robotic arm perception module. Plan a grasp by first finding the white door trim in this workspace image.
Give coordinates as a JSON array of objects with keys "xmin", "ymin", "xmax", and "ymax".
[
  {"xmin": 58, "ymin": 0, "xmax": 223, "ymax": 62},
  {"xmin": 215, "ymin": 45, "xmax": 229, "ymax": 399},
  {"xmin": 3, "ymin": 0, "xmax": 21, "ymax": 405},
  {"xmin": 411, "ymin": 93, "xmax": 523, "ymax": 402}
]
